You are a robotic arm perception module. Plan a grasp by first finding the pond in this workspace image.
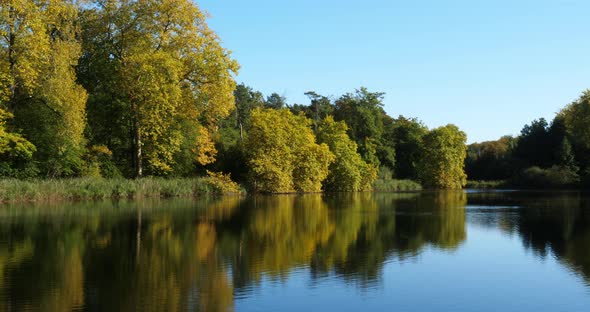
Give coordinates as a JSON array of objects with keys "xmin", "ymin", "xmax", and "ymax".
[{"xmin": 0, "ymin": 191, "xmax": 589, "ymax": 311}]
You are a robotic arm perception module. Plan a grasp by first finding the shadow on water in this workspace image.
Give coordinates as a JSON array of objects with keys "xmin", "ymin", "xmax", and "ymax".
[{"xmin": 0, "ymin": 191, "xmax": 588, "ymax": 310}]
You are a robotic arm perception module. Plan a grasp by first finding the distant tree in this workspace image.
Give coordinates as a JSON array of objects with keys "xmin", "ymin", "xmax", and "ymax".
[
  {"xmin": 317, "ymin": 116, "xmax": 377, "ymax": 191},
  {"xmin": 418, "ymin": 125, "xmax": 467, "ymax": 189},
  {"xmin": 246, "ymin": 108, "xmax": 334, "ymax": 193},
  {"xmin": 513, "ymin": 118, "xmax": 552, "ymax": 168},
  {"xmin": 265, "ymin": 93, "xmax": 287, "ymax": 109},
  {"xmin": 465, "ymin": 136, "xmax": 516, "ymax": 180},
  {"xmin": 304, "ymin": 91, "xmax": 333, "ymax": 132},
  {"xmin": 233, "ymin": 84, "xmax": 265, "ymax": 136}
]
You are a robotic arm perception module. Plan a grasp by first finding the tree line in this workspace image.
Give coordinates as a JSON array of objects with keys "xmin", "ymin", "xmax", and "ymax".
[
  {"xmin": 466, "ymin": 90, "xmax": 590, "ymax": 188},
  {"xmin": 0, "ymin": 0, "xmax": 468, "ymax": 192},
  {"xmin": 212, "ymin": 85, "xmax": 468, "ymax": 191}
]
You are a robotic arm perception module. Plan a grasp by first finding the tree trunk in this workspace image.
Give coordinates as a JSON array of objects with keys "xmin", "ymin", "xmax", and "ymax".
[
  {"xmin": 239, "ymin": 122, "xmax": 244, "ymax": 142},
  {"xmin": 135, "ymin": 128, "xmax": 143, "ymax": 178},
  {"xmin": 133, "ymin": 113, "xmax": 143, "ymax": 178}
]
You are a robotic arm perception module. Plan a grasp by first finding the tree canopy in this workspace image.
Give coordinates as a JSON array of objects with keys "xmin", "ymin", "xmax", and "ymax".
[
  {"xmin": 246, "ymin": 108, "xmax": 334, "ymax": 193},
  {"xmin": 317, "ymin": 116, "xmax": 376, "ymax": 191},
  {"xmin": 418, "ymin": 125, "xmax": 467, "ymax": 189}
]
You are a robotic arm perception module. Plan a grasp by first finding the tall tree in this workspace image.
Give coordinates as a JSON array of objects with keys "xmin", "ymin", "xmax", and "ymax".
[
  {"xmin": 333, "ymin": 87, "xmax": 389, "ymax": 168},
  {"xmin": 1, "ymin": 0, "xmax": 87, "ymax": 177},
  {"xmin": 304, "ymin": 91, "xmax": 333, "ymax": 132},
  {"xmin": 557, "ymin": 137, "xmax": 578, "ymax": 173},
  {"xmin": 390, "ymin": 116, "xmax": 428, "ymax": 179},
  {"xmin": 417, "ymin": 124, "xmax": 467, "ymax": 189},
  {"xmin": 232, "ymin": 83, "xmax": 264, "ymax": 139},
  {"xmin": 513, "ymin": 118, "xmax": 552, "ymax": 168},
  {"xmin": 79, "ymin": 0, "xmax": 238, "ymax": 177},
  {"xmin": 559, "ymin": 90, "xmax": 590, "ymax": 171},
  {"xmin": 265, "ymin": 92, "xmax": 286, "ymax": 109}
]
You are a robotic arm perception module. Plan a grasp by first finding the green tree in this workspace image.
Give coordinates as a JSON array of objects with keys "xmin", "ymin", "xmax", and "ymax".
[
  {"xmin": 79, "ymin": 0, "xmax": 238, "ymax": 177},
  {"xmin": 513, "ymin": 118, "xmax": 553, "ymax": 168},
  {"xmin": 232, "ymin": 83, "xmax": 264, "ymax": 138},
  {"xmin": 265, "ymin": 93, "xmax": 287, "ymax": 109},
  {"xmin": 0, "ymin": 108, "xmax": 36, "ymax": 176},
  {"xmin": 465, "ymin": 136, "xmax": 516, "ymax": 180},
  {"xmin": 390, "ymin": 116, "xmax": 428, "ymax": 179},
  {"xmin": 246, "ymin": 108, "xmax": 334, "ymax": 193},
  {"xmin": 304, "ymin": 91, "xmax": 333, "ymax": 132},
  {"xmin": 1, "ymin": 0, "xmax": 87, "ymax": 177},
  {"xmin": 557, "ymin": 137, "xmax": 578, "ymax": 172},
  {"xmin": 559, "ymin": 90, "xmax": 590, "ymax": 170},
  {"xmin": 333, "ymin": 88, "xmax": 394, "ymax": 169},
  {"xmin": 418, "ymin": 124, "xmax": 467, "ymax": 189},
  {"xmin": 317, "ymin": 116, "xmax": 377, "ymax": 191}
]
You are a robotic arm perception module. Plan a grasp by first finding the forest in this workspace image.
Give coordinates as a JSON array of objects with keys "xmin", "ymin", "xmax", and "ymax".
[
  {"xmin": 466, "ymin": 90, "xmax": 590, "ymax": 189},
  {"xmin": 1, "ymin": 0, "xmax": 588, "ymax": 195}
]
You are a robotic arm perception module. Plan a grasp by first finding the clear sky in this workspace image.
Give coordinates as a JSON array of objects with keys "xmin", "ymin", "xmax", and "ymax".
[{"xmin": 198, "ymin": 0, "xmax": 590, "ymax": 143}]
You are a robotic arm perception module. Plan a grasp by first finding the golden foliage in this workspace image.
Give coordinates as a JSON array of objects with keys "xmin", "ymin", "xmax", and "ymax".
[
  {"xmin": 247, "ymin": 108, "xmax": 334, "ymax": 193},
  {"xmin": 418, "ymin": 124, "xmax": 467, "ymax": 189}
]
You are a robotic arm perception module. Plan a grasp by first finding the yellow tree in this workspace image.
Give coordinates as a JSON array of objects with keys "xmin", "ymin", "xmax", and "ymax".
[
  {"xmin": 317, "ymin": 116, "xmax": 377, "ymax": 191},
  {"xmin": 0, "ymin": 0, "xmax": 87, "ymax": 176},
  {"xmin": 80, "ymin": 0, "xmax": 238, "ymax": 177},
  {"xmin": 417, "ymin": 124, "xmax": 467, "ymax": 189},
  {"xmin": 247, "ymin": 108, "xmax": 334, "ymax": 193}
]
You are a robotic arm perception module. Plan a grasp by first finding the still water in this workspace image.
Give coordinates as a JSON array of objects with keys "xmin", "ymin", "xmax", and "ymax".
[{"xmin": 0, "ymin": 191, "xmax": 589, "ymax": 311}]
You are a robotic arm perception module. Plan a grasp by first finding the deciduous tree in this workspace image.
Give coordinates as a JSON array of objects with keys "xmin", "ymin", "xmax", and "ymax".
[
  {"xmin": 79, "ymin": 0, "xmax": 238, "ymax": 177},
  {"xmin": 317, "ymin": 116, "xmax": 376, "ymax": 191},
  {"xmin": 1, "ymin": 0, "xmax": 87, "ymax": 177},
  {"xmin": 418, "ymin": 124, "xmax": 467, "ymax": 189},
  {"xmin": 246, "ymin": 108, "xmax": 334, "ymax": 193}
]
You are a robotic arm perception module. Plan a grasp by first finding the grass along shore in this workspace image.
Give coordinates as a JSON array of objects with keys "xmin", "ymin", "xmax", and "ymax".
[
  {"xmin": 465, "ymin": 180, "xmax": 509, "ymax": 189},
  {"xmin": 0, "ymin": 177, "xmax": 426, "ymax": 203},
  {"xmin": 0, "ymin": 176, "xmax": 242, "ymax": 203},
  {"xmin": 373, "ymin": 179, "xmax": 423, "ymax": 192}
]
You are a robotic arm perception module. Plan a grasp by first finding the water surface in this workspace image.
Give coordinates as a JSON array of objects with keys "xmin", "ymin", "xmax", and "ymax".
[{"xmin": 0, "ymin": 191, "xmax": 589, "ymax": 311}]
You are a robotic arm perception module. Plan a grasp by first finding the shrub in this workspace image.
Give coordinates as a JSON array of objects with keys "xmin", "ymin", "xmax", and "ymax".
[
  {"xmin": 205, "ymin": 171, "xmax": 242, "ymax": 194},
  {"xmin": 513, "ymin": 166, "xmax": 580, "ymax": 189},
  {"xmin": 373, "ymin": 179, "xmax": 422, "ymax": 192}
]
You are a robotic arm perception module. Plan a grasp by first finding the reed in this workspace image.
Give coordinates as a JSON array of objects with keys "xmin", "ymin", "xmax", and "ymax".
[{"xmin": 0, "ymin": 176, "xmax": 243, "ymax": 203}]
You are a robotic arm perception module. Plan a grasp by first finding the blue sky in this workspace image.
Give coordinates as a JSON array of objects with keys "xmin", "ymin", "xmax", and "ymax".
[{"xmin": 198, "ymin": 0, "xmax": 590, "ymax": 143}]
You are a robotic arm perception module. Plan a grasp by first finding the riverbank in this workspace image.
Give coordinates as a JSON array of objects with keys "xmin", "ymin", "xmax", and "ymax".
[
  {"xmin": 0, "ymin": 177, "xmax": 428, "ymax": 203},
  {"xmin": 465, "ymin": 180, "xmax": 509, "ymax": 189},
  {"xmin": 373, "ymin": 179, "xmax": 423, "ymax": 192},
  {"xmin": 0, "ymin": 176, "xmax": 243, "ymax": 203}
]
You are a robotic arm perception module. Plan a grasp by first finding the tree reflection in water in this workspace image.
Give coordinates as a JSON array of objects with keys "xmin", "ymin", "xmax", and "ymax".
[{"xmin": 0, "ymin": 191, "xmax": 588, "ymax": 310}]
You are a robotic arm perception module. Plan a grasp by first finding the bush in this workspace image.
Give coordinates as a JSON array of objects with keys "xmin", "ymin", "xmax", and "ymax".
[
  {"xmin": 513, "ymin": 166, "xmax": 580, "ymax": 189},
  {"xmin": 465, "ymin": 180, "xmax": 508, "ymax": 189},
  {"xmin": 205, "ymin": 171, "xmax": 242, "ymax": 194},
  {"xmin": 373, "ymin": 179, "xmax": 422, "ymax": 192}
]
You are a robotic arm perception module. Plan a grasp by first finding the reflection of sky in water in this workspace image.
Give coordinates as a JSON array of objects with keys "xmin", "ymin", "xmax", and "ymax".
[{"xmin": 236, "ymin": 224, "xmax": 590, "ymax": 312}]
